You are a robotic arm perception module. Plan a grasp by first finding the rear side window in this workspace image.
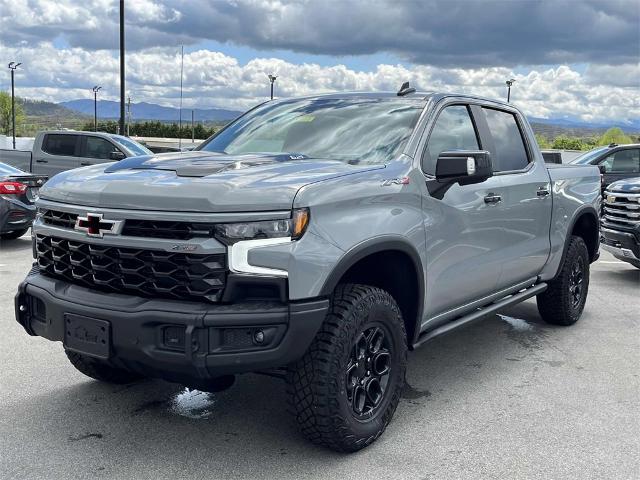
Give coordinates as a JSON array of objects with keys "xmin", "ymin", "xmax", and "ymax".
[
  {"xmin": 600, "ymin": 149, "xmax": 640, "ymax": 173},
  {"xmin": 42, "ymin": 134, "xmax": 77, "ymax": 156},
  {"xmin": 482, "ymin": 108, "xmax": 529, "ymax": 172},
  {"xmin": 86, "ymin": 136, "xmax": 120, "ymax": 159},
  {"xmin": 423, "ymin": 105, "xmax": 479, "ymax": 174}
]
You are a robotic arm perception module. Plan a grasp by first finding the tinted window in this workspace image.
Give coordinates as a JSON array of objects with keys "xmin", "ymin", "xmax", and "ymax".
[
  {"xmin": 600, "ymin": 149, "xmax": 640, "ymax": 173},
  {"xmin": 86, "ymin": 137, "xmax": 120, "ymax": 159},
  {"xmin": 42, "ymin": 134, "xmax": 77, "ymax": 156},
  {"xmin": 199, "ymin": 98, "xmax": 424, "ymax": 165},
  {"xmin": 423, "ymin": 105, "xmax": 479, "ymax": 174},
  {"xmin": 482, "ymin": 108, "xmax": 529, "ymax": 172},
  {"xmin": 570, "ymin": 146, "xmax": 608, "ymax": 164}
]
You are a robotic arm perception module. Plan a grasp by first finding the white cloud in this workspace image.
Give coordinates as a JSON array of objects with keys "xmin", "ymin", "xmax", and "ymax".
[{"xmin": 1, "ymin": 41, "xmax": 638, "ymax": 123}]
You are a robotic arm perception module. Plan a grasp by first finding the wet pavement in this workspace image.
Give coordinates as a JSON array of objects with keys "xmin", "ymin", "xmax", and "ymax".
[{"xmin": 1, "ymin": 233, "xmax": 638, "ymax": 479}]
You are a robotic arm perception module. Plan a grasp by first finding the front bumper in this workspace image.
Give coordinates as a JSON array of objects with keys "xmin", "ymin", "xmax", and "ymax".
[
  {"xmin": 601, "ymin": 227, "xmax": 640, "ymax": 266},
  {"xmin": 15, "ymin": 269, "xmax": 328, "ymax": 386}
]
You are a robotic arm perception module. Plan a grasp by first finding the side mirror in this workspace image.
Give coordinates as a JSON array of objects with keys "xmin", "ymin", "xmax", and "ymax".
[
  {"xmin": 597, "ymin": 164, "xmax": 607, "ymax": 175},
  {"xmin": 435, "ymin": 150, "xmax": 493, "ymax": 185},
  {"xmin": 110, "ymin": 150, "xmax": 126, "ymax": 161}
]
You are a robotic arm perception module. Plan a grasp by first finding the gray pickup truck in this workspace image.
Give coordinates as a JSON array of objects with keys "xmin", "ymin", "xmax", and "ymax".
[
  {"xmin": 1, "ymin": 130, "xmax": 152, "ymax": 178},
  {"xmin": 15, "ymin": 89, "xmax": 601, "ymax": 452}
]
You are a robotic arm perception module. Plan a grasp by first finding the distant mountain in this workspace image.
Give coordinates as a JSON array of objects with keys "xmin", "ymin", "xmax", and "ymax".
[
  {"xmin": 22, "ymin": 98, "xmax": 89, "ymax": 119},
  {"xmin": 60, "ymin": 99, "xmax": 242, "ymax": 122},
  {"xmin": 529, "ymin": 116, "xmax": 640, "ymax": 133}
]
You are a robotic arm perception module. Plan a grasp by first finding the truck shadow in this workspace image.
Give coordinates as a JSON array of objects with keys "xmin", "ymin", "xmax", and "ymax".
[
  {"xmin": 5, "ymin": 300, "xmax": 560, "ymax": 474},
  {"xmin": 0, "ymin": 235, "xmax": 32, "ymax": 252}
]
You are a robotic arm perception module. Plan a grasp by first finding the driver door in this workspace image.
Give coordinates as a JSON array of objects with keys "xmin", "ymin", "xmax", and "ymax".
[
  {"xmin": 421, "ymin": 103, "xmax": 510, "ymax": 325},
  {"xmin": 79, "ymin": 136, "xmax": 125, "ymax": 168}
]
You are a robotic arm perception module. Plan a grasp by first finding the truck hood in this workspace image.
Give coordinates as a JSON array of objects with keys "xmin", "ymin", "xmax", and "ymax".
[
  {"xmin": 39, "ymin": 151, "xmax": 384, "ymax": 212},
  {"xmin": 607, "ymin": 177, "xmax": 640, "ymax": 193}
]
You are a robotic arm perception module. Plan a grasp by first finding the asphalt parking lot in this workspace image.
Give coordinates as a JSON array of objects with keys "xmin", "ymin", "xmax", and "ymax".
[{"xmin": 0, "ymin": 232, "xmax": 638, "ymax": 480}]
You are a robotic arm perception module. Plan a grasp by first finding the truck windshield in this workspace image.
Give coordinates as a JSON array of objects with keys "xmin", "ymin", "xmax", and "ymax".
[
  {"xmin": 571, "ymin": 147, "xmax": 608, "ymax": 164},
  {"xmin": 110, "ymin": 135, "xmax": 153, "ymax": 156},
  {"xmin": 198, "ymin": 98, "xmax": 425, "ymax": 164}
]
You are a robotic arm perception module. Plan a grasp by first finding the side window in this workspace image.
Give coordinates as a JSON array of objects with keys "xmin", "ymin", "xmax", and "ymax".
[
  {"xmin": 482, "ymin": 108, "xmax": 529, "ymax": 172},
  {"xmin": 85, "ymin": 137, "xmax": 121, "ymax": 160},
  {"xmin": 423, "ymin": 105, "xmax": 479, "ymax": 174},
  {"xmin": 600, "ymin": 149, "xmax": 640, "ymax": 173},
  {"xmin": 42, "ymin": 134, "xmax": 78, "ymax": 156}
]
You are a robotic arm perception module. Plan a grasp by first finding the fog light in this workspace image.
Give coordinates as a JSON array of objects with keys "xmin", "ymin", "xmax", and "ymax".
[{"xmin": 254, "ymin": 330, "xmax": 265, "ymax": 344}]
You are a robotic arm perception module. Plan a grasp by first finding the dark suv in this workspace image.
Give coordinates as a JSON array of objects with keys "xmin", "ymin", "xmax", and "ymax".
[
  {"xmin": 601, "ymin": 177, "xmax": 640, "ymax": 268},
  {"xmin": 571, "ymin": 144, "xmax": 640, "ymax": 189}
]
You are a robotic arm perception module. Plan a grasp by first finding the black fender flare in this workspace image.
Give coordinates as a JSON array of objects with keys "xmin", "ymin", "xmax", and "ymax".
[
  {"xmin": 320, "ymin": 236, "xmax": 425, "ymax": 344},
  {"xmin": 556, "ymin": 205, "xmax": 600, "ymax": 275}
]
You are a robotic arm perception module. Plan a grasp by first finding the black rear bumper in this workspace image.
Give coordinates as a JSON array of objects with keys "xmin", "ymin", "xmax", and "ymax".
[{"xmin": 15, "ymin": 270, "xmax": 328, "ymax": 386}]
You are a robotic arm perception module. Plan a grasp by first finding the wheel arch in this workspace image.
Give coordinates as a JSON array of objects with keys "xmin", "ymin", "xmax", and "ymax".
[{"xmin": 320, "ymin": 236, "xmax": 425, "ymax": 346}]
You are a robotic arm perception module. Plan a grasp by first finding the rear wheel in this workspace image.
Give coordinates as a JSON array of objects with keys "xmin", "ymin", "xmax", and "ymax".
[
  {"xmin": 0, "ymin": 228, "xmax": 28, "ymax": 240},
  {"xmin": 65, "ymin": 350, "xmax": 145, "ymax": 384},
  {"xmin": 286, "ymin": 284, "xmax": 407, "ymax": 452},
  {"xmin": 537, "ymin": 236, "xmax": 590, "ymax": 326}
]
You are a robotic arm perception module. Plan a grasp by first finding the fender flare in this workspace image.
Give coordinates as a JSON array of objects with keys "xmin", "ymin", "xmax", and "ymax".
[
  {"xmin": 319, "ymin": 236, "xmax": 425, "ymax": 344},
  {"xmin": 555, "ymin": 205, "xmax": 599, "ymax": 276}
]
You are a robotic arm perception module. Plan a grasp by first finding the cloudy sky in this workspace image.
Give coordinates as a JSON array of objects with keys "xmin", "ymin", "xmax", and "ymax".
[{"xmin": 0, "ymin": 0, "xmax": 638, "ymax": 123}]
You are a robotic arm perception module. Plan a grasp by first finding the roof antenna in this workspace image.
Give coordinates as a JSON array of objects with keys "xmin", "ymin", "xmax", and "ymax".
[{"xmin": 397, "ymin": 81, "xmax": 416, "ymax": 96}]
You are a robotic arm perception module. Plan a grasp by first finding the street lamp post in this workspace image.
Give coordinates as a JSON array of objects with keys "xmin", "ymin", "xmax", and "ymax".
[
  {"xmin": 8, "ymin": 62, "xmax": 21, "ymax": 149},
  {"xmin": 92, "ymin": 86, "xmax": 102, "ymax": 131},
  {"xmin": 506, "ymin": 78, "xmax": 516, "ymax": 103},
  {"xmin": 268, "ymin": 74, "xmax": 277, "ymax": 100}
]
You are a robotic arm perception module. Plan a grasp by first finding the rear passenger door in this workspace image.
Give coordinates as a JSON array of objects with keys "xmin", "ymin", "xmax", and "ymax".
[
  {"xmin": 475, "ymin": 106, "xmax": 552, "ymax": 289},
  {"xmin": 79, "ymin": 136, "xmax": 125, "ymax": 167},
  {"xmin": 33, "ymin": 134, "xmax": 81, "ymax": 176}
]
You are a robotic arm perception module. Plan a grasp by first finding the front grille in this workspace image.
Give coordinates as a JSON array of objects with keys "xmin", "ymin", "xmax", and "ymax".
[
  {"xmin": 41, "ymin": 209, "xmax": 213, "ymax": 240},
  {"xmin": 36, "ymin": 235, "xmax": 226, "ymax": 302},
  {"xmin": 41, "ymin": 209, "xmax": 78, "ymax": 229},
  {"xmin": 603, "ymin": 190, "xmax": 640, "ymax": 227}
]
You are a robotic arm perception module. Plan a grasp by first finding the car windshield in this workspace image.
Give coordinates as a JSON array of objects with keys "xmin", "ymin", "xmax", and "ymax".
[
  {"xmin": 0, "ymin": 162, "xmax": 25, "ymax": 175},
  {"xmin": 198, "ymin": 97, "xmax": 425, "ymax": 164},
  {"xmin": 110, "ymin": 135, "xmax": 153, "ymax": 156},
  {"xmin": 570, "ymin": 146, "xmax": 608, "ymax": 164}
]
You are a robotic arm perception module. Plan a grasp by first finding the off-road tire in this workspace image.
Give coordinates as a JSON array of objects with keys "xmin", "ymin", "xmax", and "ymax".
[
  {"xmin": 537, "ymin": 235, "xmax": 590, "ymax": 326},
  {"xmin": 0, "ymin": 228, "xmax": 28, "ymax": 240},
  {"xmin": 65, "ymin": 350, "xmax": 145, "ymax": 384},
  {"xmin": 286, "ymin": 284, "xmax": 408, "ymax": 452}
]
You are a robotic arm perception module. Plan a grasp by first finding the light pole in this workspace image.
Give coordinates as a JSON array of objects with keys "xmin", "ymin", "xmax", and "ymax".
[
  {"xmin": 8, "ymin": 62, "xmax": 21, "ymax": 149},
  {"xmin": 92, "ymin": 86, "xmax": 102, "ymax": 131},
  {"xmin": 119, "ymin": 0, "xmax": 125, "ymax": 136},
  {"xmin": 268, "ymin": 74, "xmax": 277, "ymax": 100},
  {"xmin": 506, "ymin": 78, "xmax": 516, "ymax": 103}
]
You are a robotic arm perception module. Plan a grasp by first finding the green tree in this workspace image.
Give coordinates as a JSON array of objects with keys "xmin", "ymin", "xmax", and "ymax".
[
  {"xmin": 598, "ymin": 127, "xmax": 632, "ymax": 146},
  {"xmin": 552, "ymin": 135, "xmax": 585, "ymax": 150},
  {"xmin": 535, "ymin": 134, "xmax": 551, "ymax": 149},
  {"xmin": 0, "ymin": 91, "xmax": 26, "ymax": 136}
]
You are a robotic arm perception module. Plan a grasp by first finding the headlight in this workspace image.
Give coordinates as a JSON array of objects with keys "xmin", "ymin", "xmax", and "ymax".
[{"xmin": 215, "ymin": 208, "xmax": 309, "ymax": 244}]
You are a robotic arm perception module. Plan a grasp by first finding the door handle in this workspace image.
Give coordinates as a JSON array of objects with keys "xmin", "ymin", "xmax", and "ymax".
[
  {"xmin": 80, "ymin": 162, "xmax": 92, "ymax": 166},
  {"xmin": 537, "ymin": 186, "xmax": 550, "ymax": 197},
  {"xmin": 484, "ymin": 193, "xmax": 502, "ymax": 204},
  {"xmin": 35, "ymin": 159, "xmax": 48, "ymax": 163}
]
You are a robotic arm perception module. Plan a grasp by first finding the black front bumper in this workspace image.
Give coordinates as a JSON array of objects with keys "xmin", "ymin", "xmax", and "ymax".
[
  {"xmin": 15, "ymin": 270, "xmax": 328, "ymax": 386},
  {"xmin": 601, "ymin": 226, "xmax": 640, "ymax": 266}
]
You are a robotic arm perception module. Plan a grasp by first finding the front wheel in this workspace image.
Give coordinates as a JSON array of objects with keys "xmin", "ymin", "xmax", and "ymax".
[
  {"xmin": 286, "ymin": 284, "xmax": 407, "ymax": 452},
  {"xmin": 537, "ymin": 235, "xmax": 590, "ymax": 326}
]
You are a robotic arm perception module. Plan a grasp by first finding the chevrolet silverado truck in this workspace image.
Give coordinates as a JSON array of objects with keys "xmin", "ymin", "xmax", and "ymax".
[
  {"xmin": 15, "ymin": 88, "xmax": 601, "ymax": 452},
  {"xmin": 601, "ymin": 177, "xmax": 640, "ymax": 268},
  {"xmin": 1, "ymin": 131, "xmax": 152, "ymax": 178}
]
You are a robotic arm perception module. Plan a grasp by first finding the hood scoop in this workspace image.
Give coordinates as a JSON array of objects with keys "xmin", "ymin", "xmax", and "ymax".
[{"xmin": 104, "ymin": 151, "xmax": 309, "ymax": 177}]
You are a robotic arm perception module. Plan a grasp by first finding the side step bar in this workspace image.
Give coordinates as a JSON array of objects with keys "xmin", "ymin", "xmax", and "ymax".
[{"xmin": 413, "ymin": 283, "xmax": 547, "ymax": 349}]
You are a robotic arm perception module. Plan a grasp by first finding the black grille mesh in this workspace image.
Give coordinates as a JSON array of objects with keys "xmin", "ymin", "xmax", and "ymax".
[{"xmin": 36, "ymin": 235, "xmax": 226, "ymax": 302}]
